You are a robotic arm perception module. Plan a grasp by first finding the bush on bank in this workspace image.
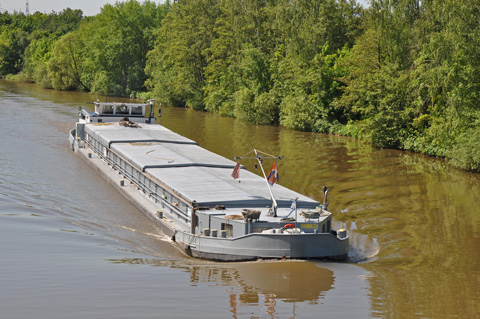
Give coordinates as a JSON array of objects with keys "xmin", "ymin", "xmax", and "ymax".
[{"xmin": 1, "ymin": 0, "xmax": 480, "ymax": 172}]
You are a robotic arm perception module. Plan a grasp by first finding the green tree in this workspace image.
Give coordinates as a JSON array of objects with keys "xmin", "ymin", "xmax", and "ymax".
[
  {"xmin": 82, "ymin": 0, "xmax": 167, "ymax": 96},
  {"xmin": 409, "ymin": 0, "xmax": 480, "ymax": 154},
  {"xmin": 0, "ymin": 27, "xmax": 29, "ymax": 75},
  {"xmin": 0, "ymin": 9, "xmax": 83, "ymax": 80},
  {"xmin": 47, "ymin": 31, "xmax": 89, "ymax": 91},
  {"xmin": 146, "ymin": 0, "xmax": 218, "ymax": 109},
  {"xmin": 333, "ymin": 0, "xmax": 480, "ymax": 170},
  {"xmin": 334, "ymin": 0, "xmax": 422, "ymax": 147}
]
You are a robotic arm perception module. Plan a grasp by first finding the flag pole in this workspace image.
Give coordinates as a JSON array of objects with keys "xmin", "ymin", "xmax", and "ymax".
[
  {"xmin": 253, "ymin": 148, "xmax": 278, "ymax": 215},
  {"xmin": 233, "ymin": 149, "xmax": 281, "ymax": 216}
]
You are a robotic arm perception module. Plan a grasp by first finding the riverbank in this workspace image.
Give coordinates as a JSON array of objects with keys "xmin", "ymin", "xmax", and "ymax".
[{"xmin": 8, "ymin": 73, "xmax": 480, "ymax": 174}]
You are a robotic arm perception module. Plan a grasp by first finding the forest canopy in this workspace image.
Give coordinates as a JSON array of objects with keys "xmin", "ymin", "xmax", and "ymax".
[{"xmin": 1, "ymin": 0, "xmax": 479, "ymax": 171}]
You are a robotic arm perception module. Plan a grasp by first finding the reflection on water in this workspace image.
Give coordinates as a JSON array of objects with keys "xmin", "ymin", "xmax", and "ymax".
[
  {"xmin": 1, "ymin": 79, "xmax": 480, "ymax": 318},
  {"xmin": 218, "ymin": 262, "xmax": 333, "ymax": 303},
  {"xmin": 109, "ymin": 259, "xmax": 335, "ymax": 302},
  {"xmin": 105, "ymin": 257, "xmax": 370, "ymax": 317}
]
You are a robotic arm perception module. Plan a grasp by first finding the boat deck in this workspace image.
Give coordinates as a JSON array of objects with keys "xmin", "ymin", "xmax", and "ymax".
[{"xmin": 76, "ymin": 144, "xmax": 328, "ymax": 231}]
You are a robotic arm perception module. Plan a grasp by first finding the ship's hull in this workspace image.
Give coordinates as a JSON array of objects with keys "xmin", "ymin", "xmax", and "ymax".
[{"xmin": 180, "ymin": 232, "xmax": 349, "ymax": 261}]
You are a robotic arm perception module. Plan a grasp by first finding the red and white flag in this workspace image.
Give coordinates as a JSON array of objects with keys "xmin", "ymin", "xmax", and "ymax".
[{"xmin": 231, "ymin": 162, "xmax": 241, "ymax": 179}]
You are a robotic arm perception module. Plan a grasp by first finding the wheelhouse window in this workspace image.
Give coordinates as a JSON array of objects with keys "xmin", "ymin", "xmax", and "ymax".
[
  {"xmin": 131, "ymin": 105, "xmax": 143, "ymax": 115},
  {"xmin": 117, "ymin": 104, "xmax": 129, "ymax": 114},
  {"xmin": 102, "ymin": 105, "xmax": 114, "ymax": 114}
]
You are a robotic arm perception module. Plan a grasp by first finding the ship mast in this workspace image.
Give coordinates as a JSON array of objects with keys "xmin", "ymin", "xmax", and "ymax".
[{"xmin": 234, "ymin": 149, "xmax": 282, "ymax": 216}]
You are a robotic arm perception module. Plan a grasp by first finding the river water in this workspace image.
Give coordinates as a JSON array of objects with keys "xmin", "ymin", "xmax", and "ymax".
[{"xmin": 0, "ymin": 79, "xmax": 479, "ymax": 318}]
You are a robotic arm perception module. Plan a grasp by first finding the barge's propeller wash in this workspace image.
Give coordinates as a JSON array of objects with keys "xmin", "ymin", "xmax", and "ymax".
[{"xmin": 69, "ymin": 101, "xmax": 349, "ymax": 261}]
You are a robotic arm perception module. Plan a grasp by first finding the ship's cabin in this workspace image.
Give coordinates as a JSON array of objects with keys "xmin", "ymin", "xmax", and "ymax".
[{"xmin": 79, "ymin": 102, "xmax": 156, "ymax": 124}]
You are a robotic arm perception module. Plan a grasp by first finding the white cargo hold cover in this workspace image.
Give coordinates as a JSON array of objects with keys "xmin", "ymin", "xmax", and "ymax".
[{"xmin": 85, "ymin": 122, "xmax": 319, "ymax": 208}]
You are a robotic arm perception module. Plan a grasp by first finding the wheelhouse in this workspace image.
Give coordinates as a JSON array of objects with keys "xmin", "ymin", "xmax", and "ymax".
[{"xmin": 79, "ymin": 101, "xmax": 157, "ymax": 124}]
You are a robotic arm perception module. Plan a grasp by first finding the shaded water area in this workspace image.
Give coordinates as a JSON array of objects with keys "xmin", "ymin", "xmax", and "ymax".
[{"xmin": 1, "ymin": 79, "xmax": 479, "ymax": 318}]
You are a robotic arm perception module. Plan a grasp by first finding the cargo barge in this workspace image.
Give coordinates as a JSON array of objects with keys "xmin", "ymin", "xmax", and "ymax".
[{"xmin": 69, "ymin": 101, "xmax": 349, "ymax": 261}]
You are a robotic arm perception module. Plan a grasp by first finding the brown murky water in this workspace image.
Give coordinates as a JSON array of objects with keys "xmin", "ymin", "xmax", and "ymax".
[{"xmin": 1, "ymin": 79, "xmax": 479, "ymax": 318}]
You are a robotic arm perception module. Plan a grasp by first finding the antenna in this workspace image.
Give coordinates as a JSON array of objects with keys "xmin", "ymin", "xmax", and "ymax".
[{"xmin": 26, "ymin": 0, "xmax": 29, "ymax": 15}]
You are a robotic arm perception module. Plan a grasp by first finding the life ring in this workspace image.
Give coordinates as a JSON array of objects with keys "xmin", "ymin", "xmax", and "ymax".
[{"xmin": 283, "ymin": 223, "xmax": 295, "ymax": 229}]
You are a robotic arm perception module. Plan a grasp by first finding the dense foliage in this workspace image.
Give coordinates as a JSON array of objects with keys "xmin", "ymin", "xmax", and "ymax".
[
  {"xmin": 0, "ymin": 1, "xmax": 168, "ymax": 95},
  {"xmin": 1, "ymin": 0, "xmax": 480, "ymax": 171}
]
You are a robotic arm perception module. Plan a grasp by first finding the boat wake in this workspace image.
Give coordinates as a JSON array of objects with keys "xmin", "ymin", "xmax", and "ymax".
[
  {"xmin": 345, "ymin": 232, "xmax": 380, "ymax": 263},
  {"xmin": 116, "ymin": 225, "xmax": 172, "ymax": 242}
]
